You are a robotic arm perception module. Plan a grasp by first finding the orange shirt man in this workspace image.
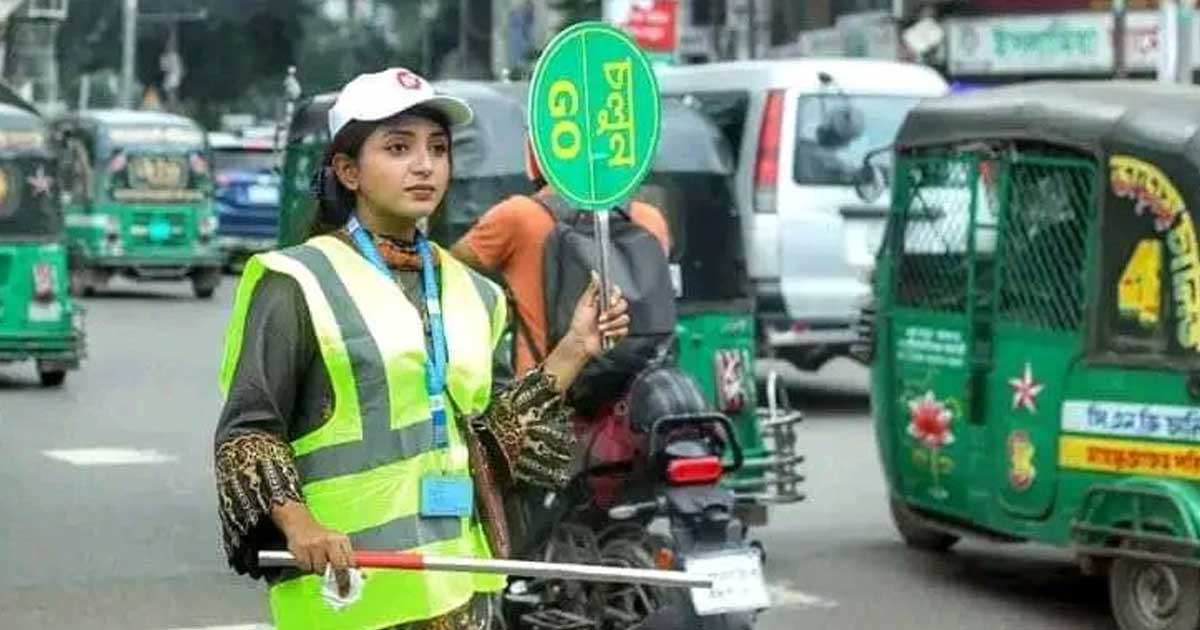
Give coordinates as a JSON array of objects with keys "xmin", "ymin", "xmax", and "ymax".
[{"xmin": 452, "ymin": 186, "xmax": 669, "ymax": 375}]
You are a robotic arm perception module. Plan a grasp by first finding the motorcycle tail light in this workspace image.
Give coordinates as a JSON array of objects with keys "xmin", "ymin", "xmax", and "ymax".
[
  {"xmin": 667, "ymin": 456, "xmax": 722, "ymax": 485},
  {"xmin": 32, "ymin": 263, "xmax": 55, "ymax": 302},
  {"xmin": 654, "ymin": 547, "xmax": 676, "ymax": 571}
]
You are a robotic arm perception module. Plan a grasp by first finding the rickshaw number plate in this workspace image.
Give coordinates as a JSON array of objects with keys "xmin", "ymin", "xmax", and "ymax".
[
  {"xmin": 685, "ymin": 549, "xmax": 771, "ymax": 616},
  {"xmin": 148, "ymin": 221, "xmax": 172, "ymax": 242},
  {"xmin": 28, "ymin": 302, "xmax": 61, "ymax": 322},
  {"xmin": 528, "ymin": 22, "xmax": 662, "ymax": 211}
]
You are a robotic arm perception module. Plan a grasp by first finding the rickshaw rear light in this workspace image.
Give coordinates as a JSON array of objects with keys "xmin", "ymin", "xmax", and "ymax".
[
  {"xmin": 667, "ymin": 456, "xmax": 723, "ymax": 485},
  {"xmin": 107, "ymin": 152, "xmax": 127, "ymax": 173},
  {"xmin": 32, "ymin": 264, "xmax": 55, "ymax": 302},
  {"xmin": 190, "ymin": 153, "xmax": 209, "ymax": 175},
  {"xmin": 753, "ymin": 90, "xmax": 784, "ymax": 214}
]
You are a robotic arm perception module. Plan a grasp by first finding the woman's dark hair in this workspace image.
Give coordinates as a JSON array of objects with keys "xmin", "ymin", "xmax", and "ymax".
[{"xmin": 307, "ymin": 105, "xmax": 453, "ymax": 237}]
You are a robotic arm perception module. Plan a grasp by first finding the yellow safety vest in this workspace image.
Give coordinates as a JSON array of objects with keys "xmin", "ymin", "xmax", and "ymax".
[{"xmin": 219, "ymin": 235, "xmax": 508, "ymax": 630}]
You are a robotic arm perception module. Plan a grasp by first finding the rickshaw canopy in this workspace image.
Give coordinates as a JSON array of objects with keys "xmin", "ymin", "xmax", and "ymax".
[{"xmin": 896, "ymin": 81, "xmax": 1200, "ymax": 166}]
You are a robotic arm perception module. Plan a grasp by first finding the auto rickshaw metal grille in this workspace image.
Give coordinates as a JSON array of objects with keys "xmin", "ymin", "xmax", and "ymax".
[
  {"xmin": 995, "ymin": 156, "xmax": 1095, "ymax": 331},
  {"xmin": 893, "ymin": 153, "xmax": 1094, "ymax": 334},
  {"xmin": 894, "ymin": 156, "xmax": 984, "ymax": 314}
]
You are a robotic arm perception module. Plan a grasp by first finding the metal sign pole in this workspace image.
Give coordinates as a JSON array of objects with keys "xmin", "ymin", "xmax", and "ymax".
[
  {"xmin": 258, "ymin": 550, "xmax": 711, "ymax": 589},
  {"xmin": 595, "ymin": 208, "xmax": 614, "ymax": 350}
]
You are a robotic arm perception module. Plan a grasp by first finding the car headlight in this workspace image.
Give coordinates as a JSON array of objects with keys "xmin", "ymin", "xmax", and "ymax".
[{"xmin": 199, "ymin": 215, "xmax": 218, "ymax": 236}]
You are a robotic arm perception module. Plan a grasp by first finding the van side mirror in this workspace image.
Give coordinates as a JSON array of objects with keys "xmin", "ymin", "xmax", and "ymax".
[{"xmin": 854, "ymin": 164, "xmax": 886, "ymax": 203}]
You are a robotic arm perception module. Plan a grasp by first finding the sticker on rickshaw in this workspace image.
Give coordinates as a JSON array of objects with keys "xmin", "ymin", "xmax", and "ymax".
[
  {"xmin": 1062, "ymin": 400, "xmax": 1200, "ymax": 442},
  {"xmin": 1007, "ymin": 430, "xmax": 1036, "ymax": 491},
  {"xmin": 107, "ymin": 126, "xmax": 204, "ymax": 147},
  {"xmin": 1109, "ymin": 155, "xmax": 1200, "ymax": 351},
  {"xmin": 1060, "ymin": 435, "xmax": 1200, "ymax": 480},
  {"xmin": 906, "ymin": 390, "xmax": 957, "ymax": 499},
  {"xmin": 1007, "ymin": 362, "xmax": 1043, "ymax": 414},
  {"xmin": 714, "ymin": 349, "xmax": 748, "ymax": 413},
  {"xmin": 896, "ymin": 325, "xmax": 966, "ymax": 368},
  {"xmin": 1118, "ymin": 239, "xmax": 1163, "ymax": 329},
  {"xmin": 0, "ymin": 129, "xmax": 45, "ymax": 151}
]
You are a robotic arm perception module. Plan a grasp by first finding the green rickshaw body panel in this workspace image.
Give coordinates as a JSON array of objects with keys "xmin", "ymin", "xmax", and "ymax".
[
  {"xmin": 58, "ymin": 111, "xmax": 220, "ymax": 270},
  {"xmin": 0, "ymin": 241, "xmax": 80, "ymax": 361},
  {"xmin": 872, "ymin": 82, "xmax": 1200, "ymax": 559}
]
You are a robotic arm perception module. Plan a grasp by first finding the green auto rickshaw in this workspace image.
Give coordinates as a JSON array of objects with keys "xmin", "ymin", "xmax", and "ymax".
[
  {"xmin": 866, "ymin": 81, "xmax": 1200, "ymax": 630},
  {"xmin": 53, "ymin": 110, "xmax": 222, "ymax": 298},
  {"xmin": 638, "ymin": 99, "xmax": 804, "ymax": 524},
  {"xmin": 0, "ymin": 100, "xmax": 85, "ymax": 386},
  {"xmin": 277, "ymin": 80, "xmax": 536, "ymax": 249}
]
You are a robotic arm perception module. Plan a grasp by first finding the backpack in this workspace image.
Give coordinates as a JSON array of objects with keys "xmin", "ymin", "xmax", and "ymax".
[{"xmin": 520, "ymin": 193, "xmax": 678, "ymax": 415}]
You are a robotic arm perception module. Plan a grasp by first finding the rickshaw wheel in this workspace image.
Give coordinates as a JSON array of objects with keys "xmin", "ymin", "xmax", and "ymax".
[
  {"xmin": 37, "ymin": 367, "xmax": 66, "ymax": 387},
  {"xmin": 888, "ymin": 497, "xmax": 958, "ymax": 553},
  {"xmin": 1110, "ymin": 553, "xmax": 1200, "ymax": 630}
]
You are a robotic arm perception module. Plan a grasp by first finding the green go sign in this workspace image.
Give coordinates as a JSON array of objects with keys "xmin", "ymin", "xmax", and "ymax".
[{"xmin": 528, "ymin": 22, "xmax": 662, "ymax": 211}]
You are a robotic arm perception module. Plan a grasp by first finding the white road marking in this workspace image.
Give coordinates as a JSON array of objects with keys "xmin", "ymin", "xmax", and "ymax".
[
  {"xmin": 43, "ymin": 448, "xmax": 176, "ymax": 466},
  {"xmin": 768, "ymin": 582, "xmax": 839, "ymax": 610}
]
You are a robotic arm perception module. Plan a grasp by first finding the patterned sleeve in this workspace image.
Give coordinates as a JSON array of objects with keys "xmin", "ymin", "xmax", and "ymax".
[
  {"xmin": 471, "ymin": 367, "xmax": 578, "ymax": 490},
  {"xmin": 214, "ymin": 431, "xmax": 304, "ymax": 577}
]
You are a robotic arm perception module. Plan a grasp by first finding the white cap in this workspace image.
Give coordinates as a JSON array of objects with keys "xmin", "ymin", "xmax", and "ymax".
[{"xmin": 327, "ymin": 68, "xmax": 473, "ymax": 140}]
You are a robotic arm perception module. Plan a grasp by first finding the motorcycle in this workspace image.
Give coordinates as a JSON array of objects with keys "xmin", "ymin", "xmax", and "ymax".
[{"xmin": 501, "ymin": 365, "xmax": 768, "ymax": 630}]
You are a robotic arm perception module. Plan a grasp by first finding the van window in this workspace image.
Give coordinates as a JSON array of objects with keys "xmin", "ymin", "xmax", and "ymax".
[
  {"xmin": 680, "ymin": 91, "xmax": 748, "ymax": 166},
  {"xmin": 794, "ymin": 95, "xmax": 921, "ymax": 186}
]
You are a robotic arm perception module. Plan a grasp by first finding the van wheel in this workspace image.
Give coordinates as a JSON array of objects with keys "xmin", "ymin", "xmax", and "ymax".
[
  {"xmin": 37, "ymin": 368, "xmax": 66, "ymax": 387},
  {"xmin": 1110, "ymin": 551, "xmax": 1200, "ymax": 630},
  {"xmin": 889, "ymin": 496, "xmax": 959, "ymax": 552}
]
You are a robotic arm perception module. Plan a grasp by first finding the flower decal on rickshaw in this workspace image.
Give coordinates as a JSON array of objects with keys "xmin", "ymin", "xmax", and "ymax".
[{"xmin": 907, "ymin": 391, "xmax": 955, "ymax": 449}]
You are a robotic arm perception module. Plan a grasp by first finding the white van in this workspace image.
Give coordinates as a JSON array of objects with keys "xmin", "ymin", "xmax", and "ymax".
[{"xmin": 656, "ymin": 59, "xmax": 949, "ymax": 369}]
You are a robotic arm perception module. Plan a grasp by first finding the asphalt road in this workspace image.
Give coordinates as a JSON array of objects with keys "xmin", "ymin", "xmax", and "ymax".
[{"xmin": 0, "ymin": 279, "xmax": 1116, "ymax": 630}]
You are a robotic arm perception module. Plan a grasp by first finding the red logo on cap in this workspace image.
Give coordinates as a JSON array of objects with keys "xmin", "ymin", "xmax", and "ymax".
[{"xmin": 396, "ymin": 70, "xmax": 424, "ymax": 90}]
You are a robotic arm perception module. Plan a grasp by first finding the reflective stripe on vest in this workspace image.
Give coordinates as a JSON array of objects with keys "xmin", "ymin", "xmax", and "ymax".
[{"xmin": 219, "ymin": 236, "xmax": 507, "ymax": 630}]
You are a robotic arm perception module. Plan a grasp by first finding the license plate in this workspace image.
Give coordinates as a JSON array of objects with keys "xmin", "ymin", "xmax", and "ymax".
[
  {"xmin": 28, "ymin": 302, "xmax": 62, "ymax": 323},
  {"xmin": 247, "ymin": 185, "xmax": 280, "ymax": 205},
  {"xmin": 148, "ymin": 221, "xmax": 172, "ymax": 242},
  {"xmin": 685, "ymin": 549, "xmax": 770, "ymax": 616}
]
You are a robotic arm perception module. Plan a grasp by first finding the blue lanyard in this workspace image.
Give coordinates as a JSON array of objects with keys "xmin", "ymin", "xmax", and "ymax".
[{"xmin": 346, "ymin": 216, "xmax": 450, "ymax": 449}]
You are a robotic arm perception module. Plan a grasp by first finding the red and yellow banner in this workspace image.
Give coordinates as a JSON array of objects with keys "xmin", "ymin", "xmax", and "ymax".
[{"xmin": 1060, "ymin": 435, "xmax": 1200, "ymax": 480}]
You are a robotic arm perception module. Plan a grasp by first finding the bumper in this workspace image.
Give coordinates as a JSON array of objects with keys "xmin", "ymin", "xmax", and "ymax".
[
  {"xmin": 85, "ymin": 254, "xmax": 224, "ymax": 270},
  {"xmin": 0, "ymin": 331, "xmax": 85, "ymax": 365},
  {"xmin": 217, "ymin": 235, "xmax": 276, "ymax": 255},
  {"xmin": 764, "ymin": 324, "xmax": 857, "ymax": 348}
]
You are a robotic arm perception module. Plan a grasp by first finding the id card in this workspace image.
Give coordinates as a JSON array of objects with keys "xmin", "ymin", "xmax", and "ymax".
[{"xmin": 420, "ymin": 475, "xmax": 474, "ymax": 518}]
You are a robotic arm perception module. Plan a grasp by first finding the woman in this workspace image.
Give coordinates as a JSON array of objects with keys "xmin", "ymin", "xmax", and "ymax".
[{"xmin": 213, "ymin": 68, "xmax": 629, "ymax": 630}]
